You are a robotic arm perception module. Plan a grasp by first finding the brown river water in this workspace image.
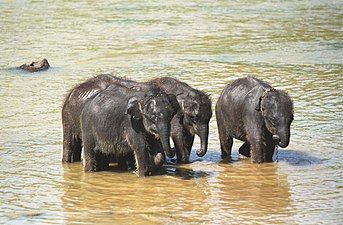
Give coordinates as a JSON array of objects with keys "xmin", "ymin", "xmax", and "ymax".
[{"xmin": 0, "ymin": 1, "xmax": 342, "ymax": 224}]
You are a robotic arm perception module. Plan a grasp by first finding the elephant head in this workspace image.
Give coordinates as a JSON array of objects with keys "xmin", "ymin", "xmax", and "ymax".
[
  {"xmin": 181, "ymin": 93, "xmax": 212, "ymax": 157},
  {"xmin": 255, "ymin": 88, "xmax": 294, "ymax": 148},
  {"xmin": 125, "ymin": 91, "xmax": 180, "ymax": 159}
]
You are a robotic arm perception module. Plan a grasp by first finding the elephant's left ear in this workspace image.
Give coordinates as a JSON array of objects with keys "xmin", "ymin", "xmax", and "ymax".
[
  {"xmin": 125, "ymin": 96, "xmax": 143, "ymax": 120},
  {"xmin": 252, "ymin": 86, "xmax": 266, "ymax": 111}
]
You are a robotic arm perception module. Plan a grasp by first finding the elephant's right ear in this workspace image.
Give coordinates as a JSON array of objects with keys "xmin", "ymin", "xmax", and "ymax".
[
  {"xmin": 253, "ymin": 87, "xmax": 266, "ymax": 111},
  {"xmin": 125, "ymin": 96, "xmax": 143, "ymax": 120},
  {"xmin": 167, "ymin": 94, "xmax": 181, "ymax": 112}
]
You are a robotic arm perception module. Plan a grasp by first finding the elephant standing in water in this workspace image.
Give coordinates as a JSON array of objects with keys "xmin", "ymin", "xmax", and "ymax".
[
  {"xmin": 149, "ymin": 77, "xmax": 212, "ymax": 163},
  {"xmin": 215, "ymin": 76, "xmax": 294, "ymax": 163},
  {"xmin": 107, "ymin": 76, "xmax": 213, "ymax": 163},
  {"xmin": 61, "ymin": 75, "xmax": 179, "ymax": 171},
  {"xmin": 62, "ymin": 74, "xmax": 212, "ymax": 165},
  {"xmin": 61, "ymin": 74, "xmax": 117, "ymax": 163},
  {"xmin": 81, "ymin": 84, "xmax": 180, "ymax": 176}
]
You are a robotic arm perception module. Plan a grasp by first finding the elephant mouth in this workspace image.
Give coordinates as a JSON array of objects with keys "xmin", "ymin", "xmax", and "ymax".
[
  {"xmin": 272, "ymin": 134, "xmax": 289, "ymax": 148},
  {"xmin": 272, "ymin": 134, "xmax": 280, "ymax": 145},
  {"xmin": 152, "ymin": 131, "xmax": 159, "ymax": 139}
]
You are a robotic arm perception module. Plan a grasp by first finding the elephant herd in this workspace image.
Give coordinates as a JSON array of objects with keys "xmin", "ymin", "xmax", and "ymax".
[{"xmin": 62, "ymin": 75, "xmax": 294, "ymax": 177}]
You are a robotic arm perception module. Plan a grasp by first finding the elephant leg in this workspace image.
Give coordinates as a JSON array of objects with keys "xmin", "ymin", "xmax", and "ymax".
[
  {"xmin": 176, "ymin": 128, "xmax": 194, "ymax": 164},
  {"xmin": 62, "ymin": 129, "xmax": 73, "ymax": 163},
  {"xmin": 239, "ymin": 142, "xmax": 251, "ymax": 158},
  {"xmin": 133, "ymin": 144, "xmax": 154, "ymax": 177},
  {"xmin": 62, "ymin": 126, "xmax": 82, "ymax": 163},
  {"xmin": 184, "ymin": 131, "xmax": 195, "ymax": 156},
  {"xmin": 83, "ymin": 137, "xmax": 97, "ymax": 172},
  {"xmin": 171, "ymin": 123, "xmax": 191, "ymax": 164},
  {"xmin": 172, "ymin": 133, "xmax": 191, "ymax": 164},
  {"xmin": 216, "ymin": 121, "xmax": 233, "ymax": 159},
  {"xmin": 220, "ymin": 136, "xmax": 233, "ymax": 159},
  {"xmin": 265, "ymin": 138, "xmax": 276, "ymax": 162},
  {"xmin": 249, "ymin": 138, "xmax": 265, "ymax": 164}
]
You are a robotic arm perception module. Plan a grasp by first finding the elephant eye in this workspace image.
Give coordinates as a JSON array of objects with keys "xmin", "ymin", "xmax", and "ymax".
[
  {"xmin": 269, "ymin": 117, "xmax": 278, "ymax": 126},
  {"xmin": 152, "ymin": 114, "xmax": 158, "ymax": 121},
  {"xmin": 191, "ymin": 115, "xmax": 199, "ymax": 122}
]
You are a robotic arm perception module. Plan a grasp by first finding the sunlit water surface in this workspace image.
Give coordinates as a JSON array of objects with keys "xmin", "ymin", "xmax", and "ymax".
[{"xmin": 0, "ymin": 1, "xmax": 342, "ymax": 224}]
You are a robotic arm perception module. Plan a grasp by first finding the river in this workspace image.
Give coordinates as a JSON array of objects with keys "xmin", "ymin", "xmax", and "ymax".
[{"xmin": 0, "ymin": 0, "xmax": 342, "ymax": 224}]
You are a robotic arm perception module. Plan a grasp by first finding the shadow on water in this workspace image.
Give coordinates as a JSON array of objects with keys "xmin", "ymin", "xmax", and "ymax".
[
  {"xmin": 62, "ymin": 160, "xmax": 213, "ymax": 180},
  {"xmin": 163, "ymin": 164, "xmax": 213, "ymax": 180},
  {"xmin": 201, "ymin": 148, "xmax": 322, "ymax": 167},
  {"xmin": 277, "ymin": 149, "xmax": 322, "ymax": 166},
  {"xmin": 218, "ymin": 149, "xmax": 322, "ymax": 166}
]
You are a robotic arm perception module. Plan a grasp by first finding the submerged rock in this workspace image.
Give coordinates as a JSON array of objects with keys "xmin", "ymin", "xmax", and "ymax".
[{"xmin": 19, "ymin": 58, "xmax": 50, "ymax": 72}]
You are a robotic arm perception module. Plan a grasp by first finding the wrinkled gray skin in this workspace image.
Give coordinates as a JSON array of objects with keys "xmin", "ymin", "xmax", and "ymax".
[
  {"xmin": 149, "ymin": 77, "xmax": 212, "ymax": 163},
  {"xmin": 62, "ymin": 74, "xmax": 211, "ymax": 165},
  {"xmin": 81, "ymin": 84, "xmax": 179, "ymax": 176},
  {"xmin": 62, "ymin": 74, "xmax": 179, "ymax": 170},
  {"xmin": 109, "ymin": 76, "xmax": 213, "ymax": 163},
  {"xmin": 62, "ymin": 74, "xmax": 117, "ymax": 163},
  {"xmin": 215, "ymin": 76, "xmax": 294, "ymax": 163}
]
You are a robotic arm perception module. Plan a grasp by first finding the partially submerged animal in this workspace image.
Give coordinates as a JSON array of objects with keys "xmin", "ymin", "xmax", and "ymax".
[{"xmin": 19, "ymin": 58, "xmax": 50, "ymax": 72}]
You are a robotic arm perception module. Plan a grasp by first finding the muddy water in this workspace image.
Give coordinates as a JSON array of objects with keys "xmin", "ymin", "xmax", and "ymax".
[{"xmin": 0, "ymin": 1, "xmax": 342, "ymax": 224}]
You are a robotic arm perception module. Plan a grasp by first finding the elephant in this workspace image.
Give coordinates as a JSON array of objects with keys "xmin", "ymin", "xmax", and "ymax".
[
  {"xmin": 62, "ymin": 74, "xmax": 117, "ymax": 163},
  {"xmin": 62, "ymin": 74, "xmax": 212, "ymax": 165},
  {"xmin": 106, "ymin": 76, "xmax": 213, "ymax": 163},
  {"xmin": 81, "ymin": 83, "xmax": 180, "ymax": 176},
  {"xmin": 19, "ymin": 58, "xmax": 50, "ymax": 72},
  {"xmin": 215, "ymin": 76, "xmax": 294, "ymax": 163},
  {"xmin": 148, "ymin": 77, "xmax": 212, "ymax": 163}
]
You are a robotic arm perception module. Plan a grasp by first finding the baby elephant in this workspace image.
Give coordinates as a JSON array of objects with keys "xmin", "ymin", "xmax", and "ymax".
[
  {"xmin": 62, "ymin": 74, "xmax": 116, "ymax": 163},
  {"xmin": 81, "ymin": 84, "xmax": 180, "ymax": 177},
  {"xmin": 215, "ymin": 76, "xmax": 294, "ymax": 163}
]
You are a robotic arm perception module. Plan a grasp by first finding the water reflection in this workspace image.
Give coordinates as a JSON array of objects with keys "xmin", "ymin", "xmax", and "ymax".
[
  {"xmin": 212, "ymin": 162, "xmax": 293, "ymax": 224},
  {"xmin": 61, "ymin": 157, "xmax": 292, "ymax": 224},
  {"xmin": 278, "ymin": 149, "xmax": 322, "ymax": 166},
  {"xmin": 61, "ymin": 163, "xmax": 211, "ymax": 224}
]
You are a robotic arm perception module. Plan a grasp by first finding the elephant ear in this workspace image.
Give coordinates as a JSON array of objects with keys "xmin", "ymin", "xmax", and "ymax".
[
  {"xmin": 252, "ymin": 86, "xmax": 266, "ymax": 111},
  {"xmin": 167, "ymin": 94, "xmax": 181, "ymax": 113},
  {"xmin": 125, "ymin": 96, "xmax": 143, "ymax": 120}
]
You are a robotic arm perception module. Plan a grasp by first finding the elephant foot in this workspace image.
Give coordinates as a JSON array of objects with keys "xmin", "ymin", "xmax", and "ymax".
[
  {"xmin": 177, "ymin": 157, "xmax": 190, "ymax": 164},
  {"xmin": 221, "ymin": 151, "xmax": 230, "ymax": 159}
]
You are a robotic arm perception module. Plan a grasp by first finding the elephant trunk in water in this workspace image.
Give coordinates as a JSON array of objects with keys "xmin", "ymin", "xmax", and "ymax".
[
  {"xmin": 157, "ymin": 123, "xmax": 175, "ymax": 158},
  {"xmin": 196, "ymin": 124, "xmax": 209, "ymax": 157}
]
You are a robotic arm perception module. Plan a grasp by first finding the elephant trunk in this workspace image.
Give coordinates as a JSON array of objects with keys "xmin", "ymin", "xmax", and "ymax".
[
  {"xmin": 157, "ymin": 123, "xmax": 175, "ymax": 158},
  {"xmin": 276, "ymin": 128, "xmax": 290, "ymax": 148},
  {"xmin": 272, "ymin": 134, "xmax": 280, "ymax": 145},
  {"xmin": 196, "ymin": 124, "xmax": 209, "ymax": 157}
]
